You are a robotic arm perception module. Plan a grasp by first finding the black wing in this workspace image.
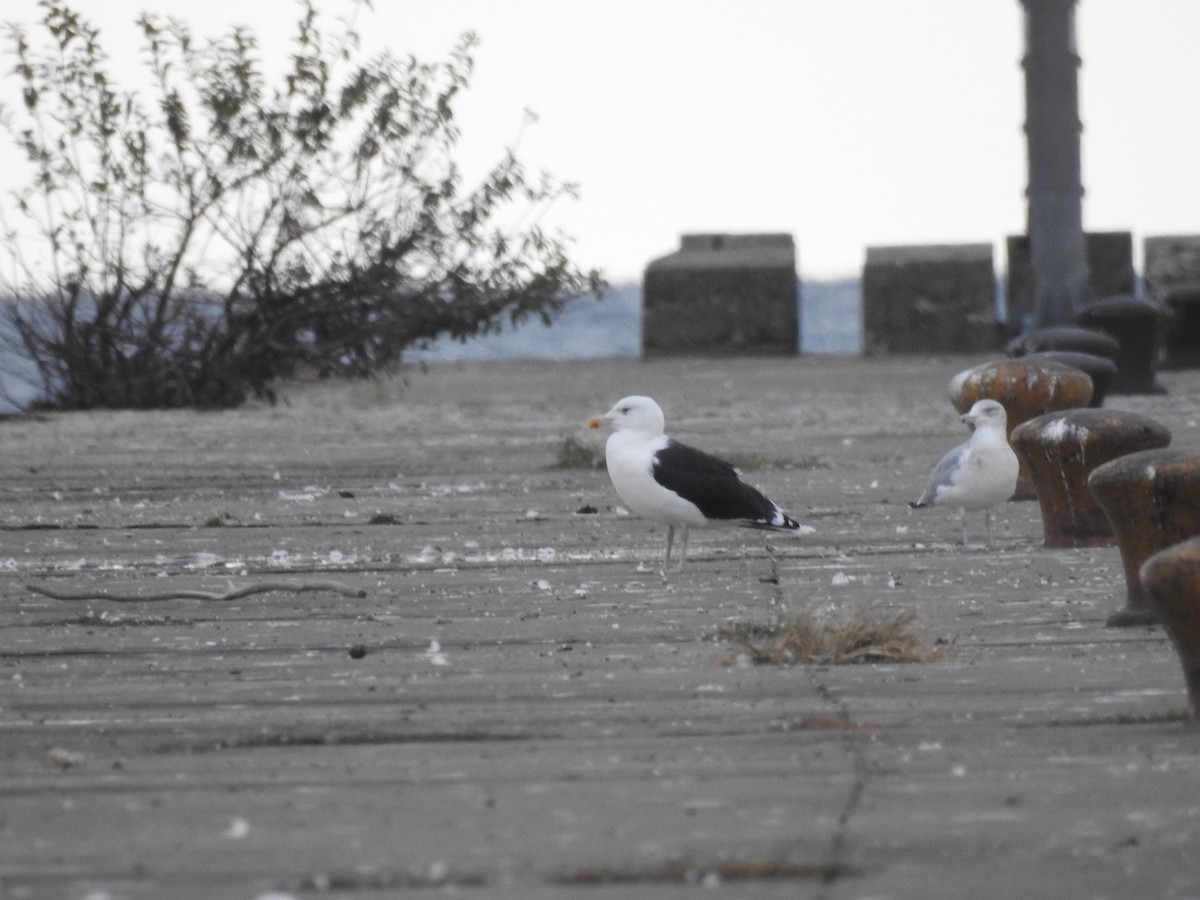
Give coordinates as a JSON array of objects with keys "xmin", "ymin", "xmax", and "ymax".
[{"xmin": 652, "ymin": 439, "xmax": 780, "ymax": 522}]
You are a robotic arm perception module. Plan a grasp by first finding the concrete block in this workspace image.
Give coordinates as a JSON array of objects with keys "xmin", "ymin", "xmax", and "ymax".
[
  {"xmin": 862, "ymin": 243, "xmax": 997, "ymax": 354},
  {"xmin": 1144, "ymin": 234, "xmax": 1200, "ymax": 292},
  {"xmin": 642, "ymin": 233, "xmax": 798, "ymax": 356}
]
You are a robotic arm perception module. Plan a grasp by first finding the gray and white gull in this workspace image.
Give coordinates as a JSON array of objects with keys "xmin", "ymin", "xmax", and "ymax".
[{"xmin": 909, "ymin": 398, "xmax": 1019, "ymax": 548}]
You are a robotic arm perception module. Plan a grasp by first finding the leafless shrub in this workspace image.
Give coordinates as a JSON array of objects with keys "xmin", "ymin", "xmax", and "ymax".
[{"xmin": 0, "ymin": 1, "xmax": 601, "ymax": 409}]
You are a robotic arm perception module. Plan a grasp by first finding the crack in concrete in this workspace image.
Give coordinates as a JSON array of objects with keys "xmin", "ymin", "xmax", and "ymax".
[{"xmin": 808, "ymin": 665, "xmax": 872, "ymax": 894}]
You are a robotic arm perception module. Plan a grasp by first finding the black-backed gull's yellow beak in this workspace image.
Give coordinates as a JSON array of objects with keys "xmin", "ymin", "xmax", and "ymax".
[{"xmin": 586, "ymin": 416, "xmax": 604, "ymax": 429}]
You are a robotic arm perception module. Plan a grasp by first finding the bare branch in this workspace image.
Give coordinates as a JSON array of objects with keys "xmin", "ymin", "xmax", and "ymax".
[{"xmin": 26, "ymin": 580, "xmax": 367, "ymax": 602}]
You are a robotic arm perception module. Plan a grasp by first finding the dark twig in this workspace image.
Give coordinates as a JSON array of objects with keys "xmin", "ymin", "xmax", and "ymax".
[{"xmin": 25, "ymin": 580, "xmax": 366, "ymax": 602}]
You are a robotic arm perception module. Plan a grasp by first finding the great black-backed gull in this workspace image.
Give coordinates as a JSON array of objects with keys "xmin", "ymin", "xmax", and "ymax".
[
  {"xmin": 909, "ymin": 398, "xmax": 1019, "ymax": 548},
  {"xmin": 588, "ymin": 395, "xmax": 807, "ymax": 570}
]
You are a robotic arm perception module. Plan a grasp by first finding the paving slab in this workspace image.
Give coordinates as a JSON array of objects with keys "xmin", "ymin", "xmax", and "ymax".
[{"xmin": 1, "ymin": 354, "xmax": 1199, "ymax": 899}]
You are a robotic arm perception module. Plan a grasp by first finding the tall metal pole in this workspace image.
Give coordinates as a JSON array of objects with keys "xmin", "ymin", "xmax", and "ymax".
[{"xmin": 1021, "ymin": 0, "xmax": 1091, "ymax": 327}]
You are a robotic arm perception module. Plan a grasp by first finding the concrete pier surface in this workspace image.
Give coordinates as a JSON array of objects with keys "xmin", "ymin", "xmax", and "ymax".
[{"xmin": 2, "ymin": 354, "xmax": 1198, "ymax": 899}]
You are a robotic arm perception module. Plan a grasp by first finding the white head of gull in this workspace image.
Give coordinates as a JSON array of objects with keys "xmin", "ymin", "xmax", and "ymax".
[{"xmin": 588, "ymin": 395, "xmax": 807, "ymax": 571}]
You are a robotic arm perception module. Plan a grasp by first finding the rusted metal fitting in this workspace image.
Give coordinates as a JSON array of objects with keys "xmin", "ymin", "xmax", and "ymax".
[
  {"xmin": 1010, "ymin": 409, "xmax": 1170, "ymax": 548},
  {"xmin": 1089, "ymin": 448, "xmax": 1200, "ymax": 627},
  {"xmin": 1139, "ymin": 537, "xmax": 1200, "ymax": 722}
]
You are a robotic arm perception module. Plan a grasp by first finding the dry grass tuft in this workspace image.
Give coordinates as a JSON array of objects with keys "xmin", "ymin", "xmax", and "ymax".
[
  {"xmin": 720, "ymin": 607, "xmax": 951, "ymax": 666},
  {"xmin": 554, "ymin": 433, "xmax": 603, "ymax": 469}
]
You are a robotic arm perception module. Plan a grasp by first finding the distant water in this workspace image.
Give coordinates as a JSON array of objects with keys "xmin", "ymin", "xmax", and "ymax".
[
  {"xmin": 405, "ymin": 279, "xmax": 862, "ymax": 362},
  {"xmin": 0, "ymin": 280, "xmax": 862, "ymax": 412}
]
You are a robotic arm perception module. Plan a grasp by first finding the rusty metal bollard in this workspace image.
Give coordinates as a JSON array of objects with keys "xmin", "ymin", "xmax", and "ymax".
[
  {"xmin": 1010, "ymin": 409, "xmax": 1171, "ymax": 548},
  {"xmin": 1017, "ymin": 351, "xmax": 1116, "ymax": 407},
  {"xmin": 1077, "ymin": 294, "xmax": 1171, "ymax": 395},
  {"xmin": 1005, "ymin": 325, "xmax": 1119, "ymax": 362},
  {"xmin": 1089, "ymin": 448, "xmax": 1200, "ymax": 627},
  {"xmin": 950, "ymin": 358, "xmax": 1094, "ymax": 500},
  {"xmin": 1139, "ymin": 537, "xmax": 1200, "ymax": 722}
]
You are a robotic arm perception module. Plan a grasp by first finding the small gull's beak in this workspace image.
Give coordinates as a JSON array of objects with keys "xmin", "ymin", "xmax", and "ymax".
[{"xmin": 586, "ymin": 415, "xmax": 604, "ymax": 429}]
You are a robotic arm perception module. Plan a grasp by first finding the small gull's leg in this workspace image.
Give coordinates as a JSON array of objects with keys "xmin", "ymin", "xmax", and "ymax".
[
  {"xmin": 959, "ymin": 508, "xmax": 969, "ymax": 547},
  {"xmin": 984, "ymin": 509, "xmax": 994, "ymax": 550},
  {"xmin": 677, "ymin": 526, "xmax": 690, "ymax": 571},
  {"xmin": 664, "ymin": 525, "xmax": 675, "ymax": 570}
]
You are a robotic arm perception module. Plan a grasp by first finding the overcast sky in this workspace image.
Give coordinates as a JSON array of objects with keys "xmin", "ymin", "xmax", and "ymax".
[{"xmin": 2, "ymin": 1, "xmax": 1198, "ymax": 282}]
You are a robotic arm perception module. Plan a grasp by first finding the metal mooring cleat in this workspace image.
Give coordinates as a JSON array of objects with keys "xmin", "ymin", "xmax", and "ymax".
[
  {"xmin": 1011, "ymin": 408, "xmax": 1170, "ymax": 548},
  {"xmin": 1139, "ymin": 537, "xmax": 1200, "ymax": 723},
  {"xmin": 1089, "ymin": 448, "xmax": 1200, "ymax": 628}
]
